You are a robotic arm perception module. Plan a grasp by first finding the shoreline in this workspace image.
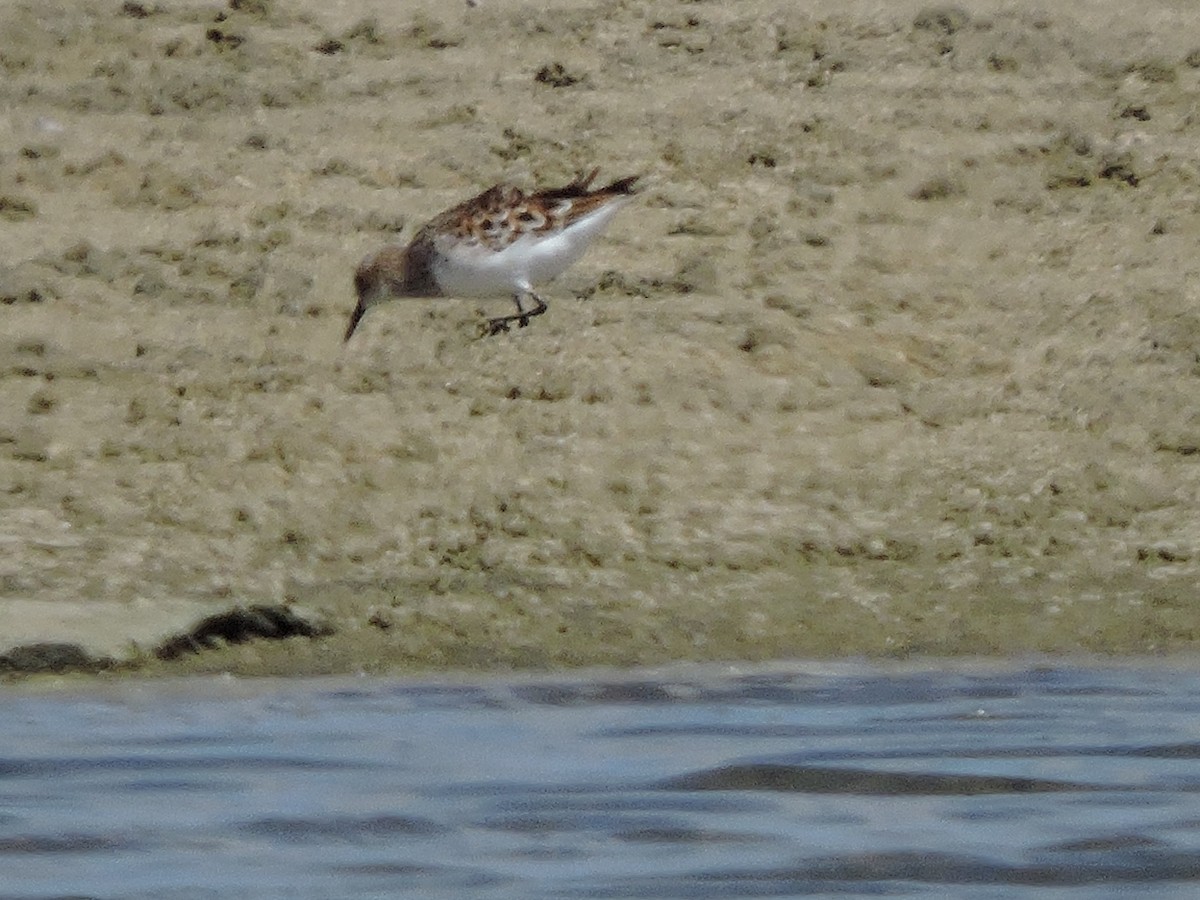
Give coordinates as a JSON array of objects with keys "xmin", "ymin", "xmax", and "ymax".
[{"xmin": 5, "ymin": 0, "xmax": 1200, "ymax": 678}]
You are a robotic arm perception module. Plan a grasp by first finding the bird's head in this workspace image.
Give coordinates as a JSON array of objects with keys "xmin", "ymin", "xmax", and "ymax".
[{"xmin": 344, "ymin": 245, "xmax": 409, "ymax": 342}]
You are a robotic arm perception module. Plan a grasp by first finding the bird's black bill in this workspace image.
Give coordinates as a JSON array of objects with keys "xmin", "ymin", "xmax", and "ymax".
[{"xmin": 344, "ymin": 300, "xmax": 367, "ymax": 342}]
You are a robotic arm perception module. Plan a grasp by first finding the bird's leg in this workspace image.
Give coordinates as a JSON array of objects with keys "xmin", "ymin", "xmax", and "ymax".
[
  {"xmin": 485, "ymin": 291, "xmax": 549, "ymax": 336},
  {"xmin": 516, "ymin": 291, "xmax": 547, "ymax": 327}
]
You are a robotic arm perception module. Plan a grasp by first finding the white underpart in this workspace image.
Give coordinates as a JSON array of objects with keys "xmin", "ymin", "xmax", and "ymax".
[{"xmin": 431, "ymin": 198, "xmax": 630, "ymax": 298}]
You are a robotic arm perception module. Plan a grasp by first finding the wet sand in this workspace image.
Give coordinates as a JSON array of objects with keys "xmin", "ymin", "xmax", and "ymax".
[{"xmin": 4, "ymin": 0, "xmax": 1200, "ymax": 676}]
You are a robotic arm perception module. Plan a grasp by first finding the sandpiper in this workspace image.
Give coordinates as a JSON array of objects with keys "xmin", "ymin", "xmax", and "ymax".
[{"xmin": 344, "ymin": 168, "xmax": 640, "ymax": 340}]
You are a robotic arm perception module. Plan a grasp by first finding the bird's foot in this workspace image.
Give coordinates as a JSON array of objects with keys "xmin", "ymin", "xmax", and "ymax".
[
  {"xmin": 485, "ymin": 316, "xmax": 513, "ymax": 336},
  {"xmin": 483, "ymin": 293, "xmax": 547, "ymax": 337}
]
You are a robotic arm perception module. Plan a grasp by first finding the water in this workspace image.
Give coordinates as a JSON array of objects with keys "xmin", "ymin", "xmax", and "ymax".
[{"xmin": 4, "ymin": 661, "xmax": 1200, "ymax": 899}]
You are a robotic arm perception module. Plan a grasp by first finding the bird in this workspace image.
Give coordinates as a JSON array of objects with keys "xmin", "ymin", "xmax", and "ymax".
[{"xmin": 344, "ymin": 168, "xmax": 640, "ymax": 341}]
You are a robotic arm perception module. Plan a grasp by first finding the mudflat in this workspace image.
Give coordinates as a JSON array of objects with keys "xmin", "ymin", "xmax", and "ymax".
[{"xmin": 4, "ymin": 0, "xmax": 1200, "ymax": 676}]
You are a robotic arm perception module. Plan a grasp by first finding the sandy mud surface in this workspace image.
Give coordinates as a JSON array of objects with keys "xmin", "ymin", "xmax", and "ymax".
[{"xmin": 4, "ymin": 0, "xmax": 1200, "ymax": 676}]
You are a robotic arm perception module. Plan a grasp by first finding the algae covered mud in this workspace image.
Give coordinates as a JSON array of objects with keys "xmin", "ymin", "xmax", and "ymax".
[{"xmin": 3, "ymin": 0, "xmax": 1200, "ymax": 676}]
